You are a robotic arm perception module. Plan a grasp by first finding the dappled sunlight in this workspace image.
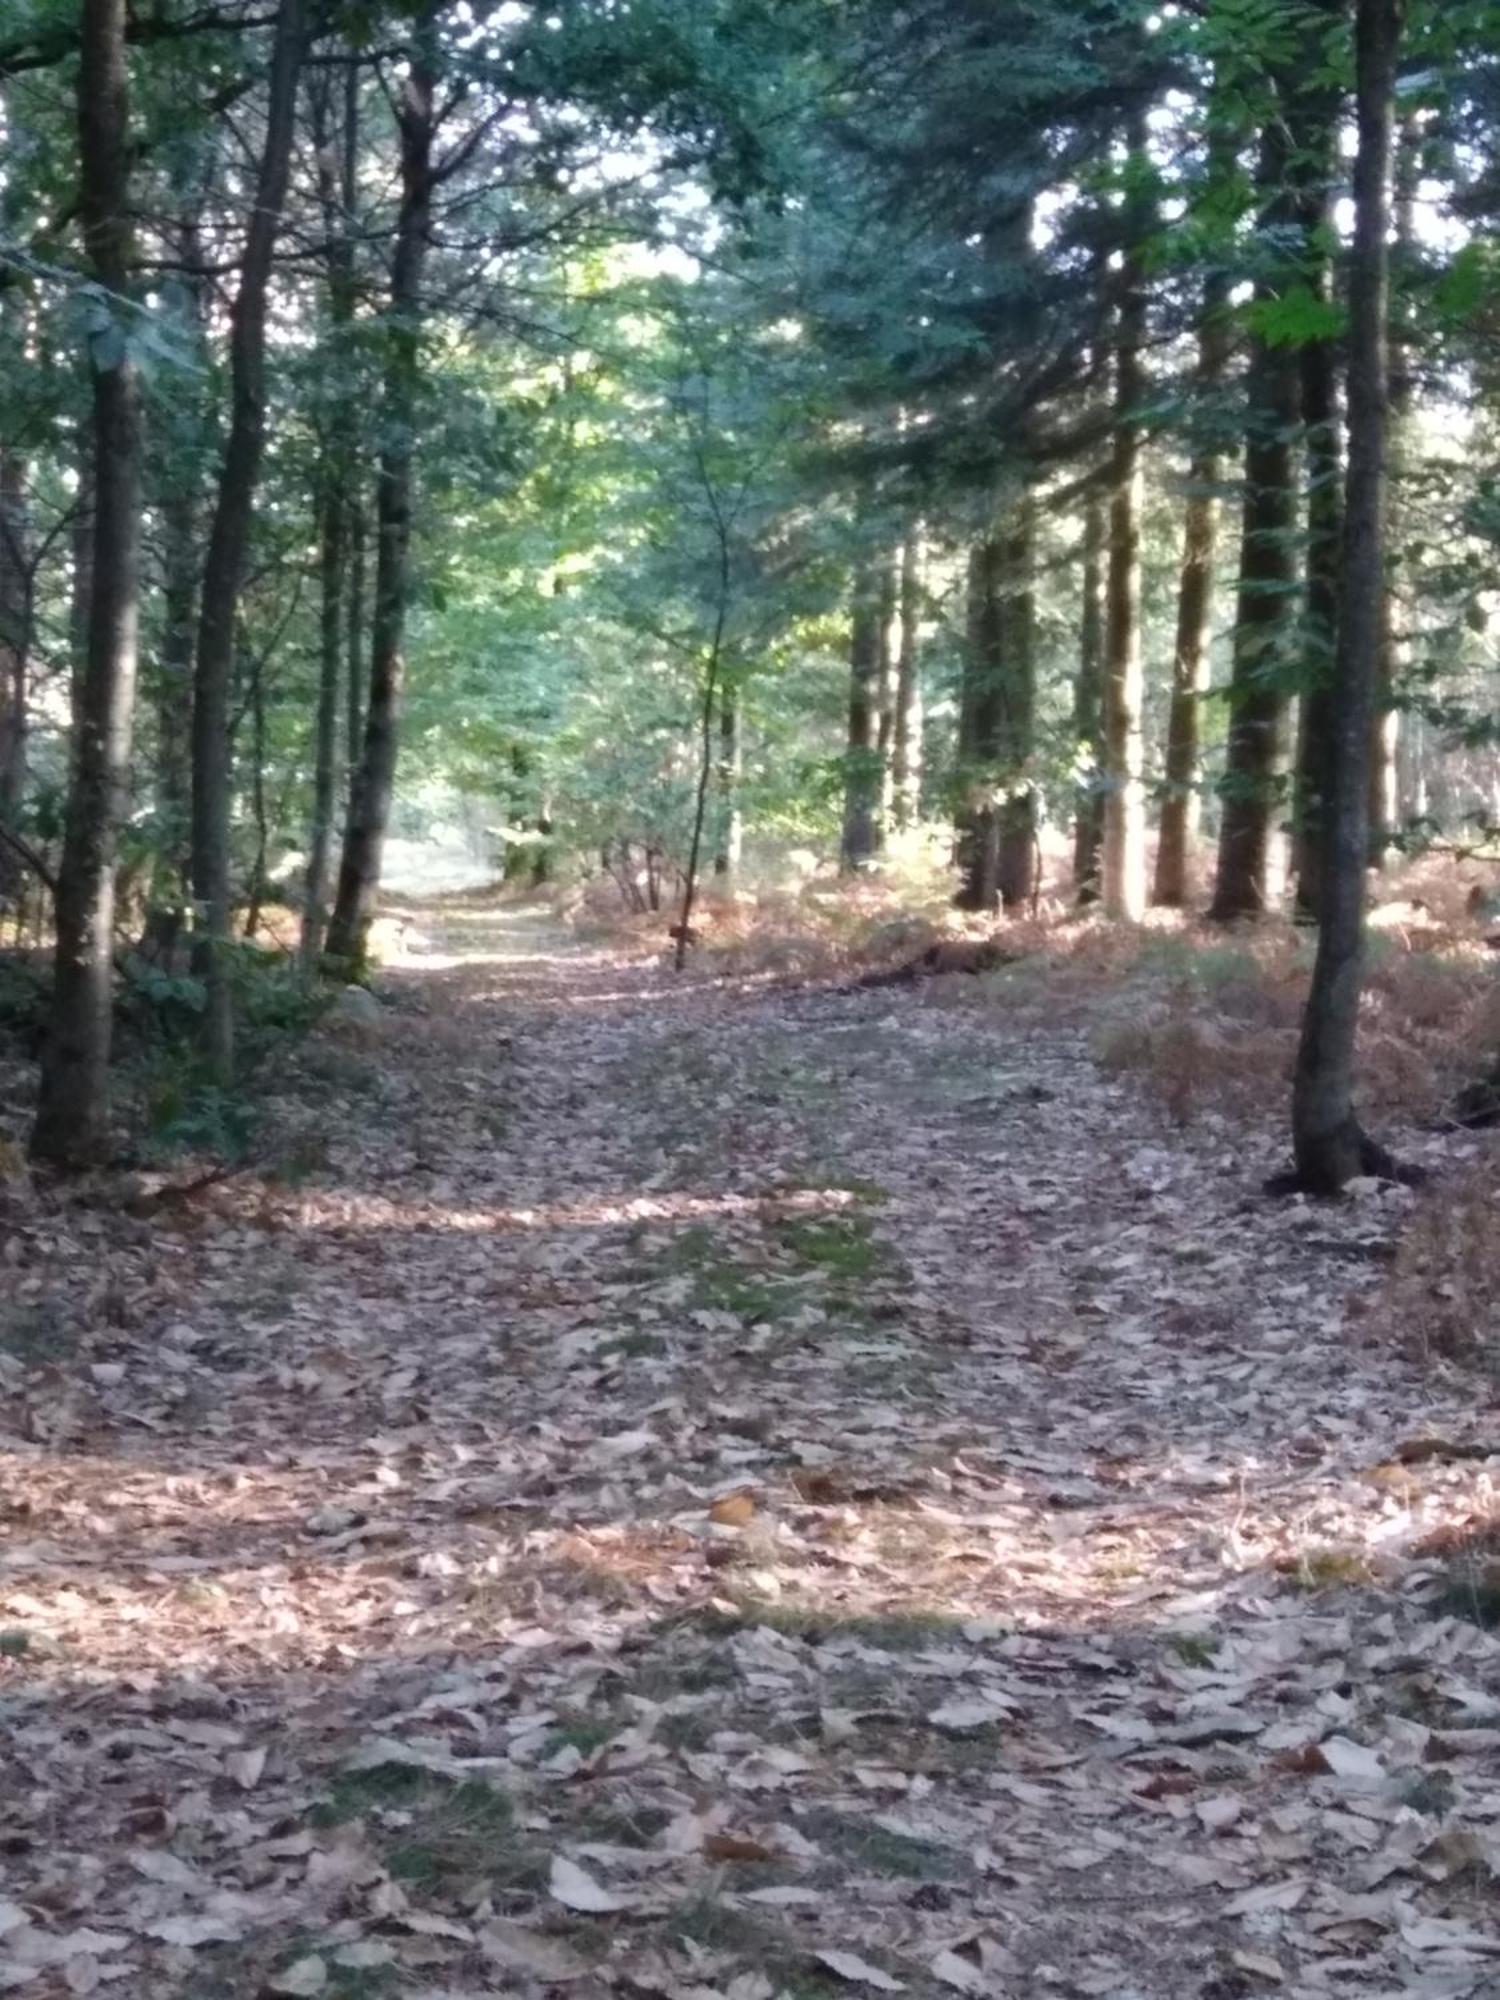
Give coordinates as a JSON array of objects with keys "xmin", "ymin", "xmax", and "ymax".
[
  {"xmin": 4, "ymin": 905, "xmax": 1499, "ymax": 1995},
  {"xmin": 261, "ymin": 1180, "xmax": 874, "ymax": 1237}
]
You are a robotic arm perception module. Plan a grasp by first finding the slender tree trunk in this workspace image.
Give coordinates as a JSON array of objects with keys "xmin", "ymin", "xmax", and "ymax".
[
  {"xmin": 1073, "ymin": 464, "xmax": 1107, "ymax": 903},
  {"xmin": 1291, "ymin": 0, "xmax": 1405, "ymax": 1193},
  {"xmin": 997, "ymin": 497, "xmax": 1036, "ymax": 912},
  {"xmin": 244, "ymin": 644, "xmax": 270, "ymax": 938},
  {"xmin": 326, "ymin": 25, "xmax": 437, "ymax": 968},
  {"xmin": 876, "ymin": 550, "xmax": 899, "ymax": 835},
  {"xmin": 302, "ymin": 61, "xmax": 359, "ymax": 972},
  {"xmin": 955, "ymin": 535, "xmax": 1002, "ymax": 909},
  {"xmin": 190, "ymin": 0, "xmax": 306, "ymax": 1076},
  {"xmin": 1102, "ymin": 118, "xmax": 1150, "ymax": 922},
  {"xmin": 840, "ymin": 547, "xmax": 883, "ymax": 872},
  {"xmin": 1290, "ymin": 91, "xmax": 1345, "ymax": 923},
  {"xmin": 1153, "ymin": 279, "xmax": 1229, "ymax": 908},
  {"xmin": 0, "ymin": 450, "xmax": 30, "ymax": 899},
  {"xmin": 346, "ymin": 497, "xmax": 367, "ymax": 797},
  {"xmin": 713, "ymin": 684, "xmax": 742, "ymax": 880},
  {"xmin": 891, "ymin": 528, "xmax": 923, "ymax": 828},
  {"xmin": 1370, "ymin": 114, "xmax": 1420, "ymax": 868},
  {"xmin": 1210, "ymin": 114, "xmax": 1302, "ymax": 922},
  {"xmin": 143, "ymin": 196, "xmax": 208, "ymax": 951},
  {"xmin": 31, "ymin": 0, "xmax": 141, "ymax": 1169}
]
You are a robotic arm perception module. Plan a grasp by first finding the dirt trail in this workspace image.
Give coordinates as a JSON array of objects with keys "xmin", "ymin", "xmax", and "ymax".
[{"xmin": 2, "ymin": 901, "xmax": 1498, "ymax": 1999}]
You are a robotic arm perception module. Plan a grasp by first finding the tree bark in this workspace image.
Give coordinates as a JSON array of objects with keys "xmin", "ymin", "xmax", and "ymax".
[
  {"xmin": 1370, "ymin": 114, "xmax": 1420, "ymax": 868},
  {"xmin": 190, "ymin": 0, "xmax": 306, "ymax": 1076},
  {"xmin": 31, "ymin": 0, "xmax": 141, "ymax": 1169},
  {"xmin": 0, "ymin": 450, "xmax": 30, "ymax": 901},
  {"xmin": 840, "ymin": 545, "xmax": 883, "ymax": 872},
  {"xmin": 1291, "ymin": 0, "xmax": 1404, "ymax": 1194},
  {"xmin": 143, "ymin": 189, "xmax": 209, "ymax": 951},
  {"xmin": 1153, "ymin": 278, "xmax": 1229, "ymax": 908},
  {"xmin": 346, "ymin": 497, "xmax": 367, "ymax": 800},
  {"xmin": 1073, "ymin": 460, "xmax": 1107, "ymax": 904},
  {"xmin": 325, "ymin": 23, "xmax": 437, "ymax": 968},
  {"xmin": 301, "ymin": 59, "xmax": 360, "ymax": 972},
  {"xmin": 713, "ymin": 684, "xmax": 742, "ymax": 880},
  {"xmin": 997, "ymin": 497, "xmax": 1036, "ymax": 912},
  {"xmin": 891, "ymin": 528, "xmax": 923, "ymax": 829},
  {"xmin": 1102, "ymin": 117, "xmax": 1150, "ymax": 922},
  {"xmin": 955, "ymin": 536, "xmax": 1001, "ymax": 909},
  {"xmin": 1209, "ymin": 114, "xmax": 1302, "ymax": 923}
]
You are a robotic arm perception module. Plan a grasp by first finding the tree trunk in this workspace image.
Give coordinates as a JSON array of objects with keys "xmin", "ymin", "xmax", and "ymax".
[
  {"xmin": 31, "ymin": 0, "xmax": 141, "ymax": 1169},
  {"xmin": 997, "ymin": 497, "xmax": 1036, "ymax": 912},
  {"xmin": 840, "ymin": 546, "xmax": 883, "ymax": 872},
  {"xmin": 190, "ymin": 0, "xmax": 306, "ymax": 1077},
  {"xmin": 1370, "ymin": 114, "xmax": 1420, "ymax": 868},
  {"xmin": 1291, "ymin": 0, "xmax": 1404, "ymax": 1194},
  {"xmin": 713, "ymin": 685, "xmax": 742, "ymax": 880},
  {"xmin": 1153, "ymin": 278, "xmax": 1229, "ymax": 908},
  {"xmin": 244, "ymin": 643, "xmax": 270, "ymax": 939},
  {"xmin": 891, "ymin": 529, "xmax": 923, "ymax": 829},
  {"xmin": 0, "ymin": 449, "xmax": 30, "ymax": 901},
  {"xmin": 301, "ymin": 61, "xmax": 360, "ymax": 972},
  {"xmin": 955, "ymin": 536, "xmax": 1002, "ymax": 909},
  {"xmin": 69, "ymin": 433, "xmax": 94, "ymax": 710},
  {"xmin": 325, "ymin": 24, "xmax": 437, "ymax": 968},
  {"xmin": 1102, "ymin": 118, "xmax": 1150, "ymax": 922},
  {"xmin": 1073, "ymin": 461, "xmax": 1107, "ymax": 904},
  {"xmin": 876, "ymin": 551, "xmax": 899, "ymax": 834},
  {"xmin": 143, "ymin": 193, "xmax": 208, "ymax": 952},
  {"xmin": 1289, "ymin": 86, "xmax": 1345, "ymax": 924},
  {"xmin": 346, "ymin": 497, "xmax": 367, "ymax": 799},
  {"xmin": 1209, "ymin": 114, "xmax": 1302, "ymax": 923}
]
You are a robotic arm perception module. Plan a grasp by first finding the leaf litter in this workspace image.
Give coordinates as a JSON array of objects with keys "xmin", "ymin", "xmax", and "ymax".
[{"xmin": 0, "ymin": 901, "xmax": 1498, "ymax": 1995}]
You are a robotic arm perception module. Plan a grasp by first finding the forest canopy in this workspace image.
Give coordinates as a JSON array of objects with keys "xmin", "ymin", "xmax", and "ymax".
[{"xmin": 2, "ymin": 0, "xmax": 1500, "ymax": 1186}]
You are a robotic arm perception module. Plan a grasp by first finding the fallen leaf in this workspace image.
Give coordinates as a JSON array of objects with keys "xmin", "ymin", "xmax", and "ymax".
[
  {"xmin": 266, "ymin": 1958, "xmax": 328, "ymax": 1997},
  {"xmin": 549, "ymin": 1855, "xmax": 630, "ymax": 1914},
  {"xmin": 479, "ymin": 1920, "xmax": 589, "ymax": 1981},
  {"xmin": 929, "ymin": 1699, "xmax": 1012, "ymax": 1734},
  {"xmin": 816, "ymin": 1951, "xmax": 905, "ymax": 1990}
]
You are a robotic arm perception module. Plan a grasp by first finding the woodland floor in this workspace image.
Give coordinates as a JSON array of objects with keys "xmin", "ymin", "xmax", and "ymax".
[{"xmin": 3, "ymin": 901, "xmax": 1500, "ymax": 2000}]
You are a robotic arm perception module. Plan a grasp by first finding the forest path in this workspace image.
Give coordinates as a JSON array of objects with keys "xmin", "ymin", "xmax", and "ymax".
[{"xmin": 2, "ymin": 900, "xmax": 1498, "ymax": 1998}]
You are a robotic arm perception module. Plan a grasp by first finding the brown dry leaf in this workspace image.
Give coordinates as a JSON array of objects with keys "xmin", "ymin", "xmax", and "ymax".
[
  {"xmin": 703, "ymin": 1832, "xmax": 777, "ymax": 1863},
  {"xmin": 709, "ymin": 1492, "xmax": 757, "ymax": 1527}
]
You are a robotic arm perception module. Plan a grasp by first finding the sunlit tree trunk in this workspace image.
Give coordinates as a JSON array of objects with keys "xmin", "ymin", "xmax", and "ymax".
[
  {"xmin": 1153, "ymin": 279, "xmax": 1229, "ymax": 909},
  {"xmin": 1102, "ymin": 117, "xmax": 1149, "ymax": 922},
  {"xmin": 31, "ymin": 0, "xmax": 141, "ymax": 1168},
  {"xmin": 326, "ymin": 25, "xmax": 438, "ymax": 968},
  {"xmin": 1210, "ymin": 114, "xmax": 1301, "ymax": 923},
  {"xmin": 191, "ymin": 0, "xmax": 307, "ymax": 1075},
  {"xmin": 1291, "ymin": 0, "xmax": 1404, "ymax": 1193}
]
